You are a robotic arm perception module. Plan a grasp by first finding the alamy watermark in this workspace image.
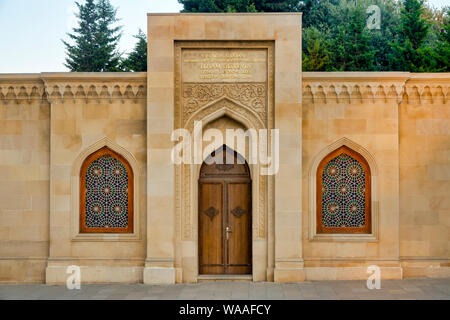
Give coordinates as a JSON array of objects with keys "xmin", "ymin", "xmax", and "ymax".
[
  {"xmin": 66, "ymin": 265, "xmax": 81, "ymax": 290},
  {"xmin": 366, "ymin": 265, "xmax": 381, "ymax": 289},
  {"xmin": 366, "ymin": 5, "xmax": 381, "ymax": 30},
  {"xmin": 171, "ymin": 121, "xmax": 280, "ymax": 176}
]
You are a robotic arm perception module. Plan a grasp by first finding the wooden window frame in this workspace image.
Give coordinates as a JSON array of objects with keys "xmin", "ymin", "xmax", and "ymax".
[
  {"xmin": 80, "ymin": 147, "xmax": 134, "ymax": 234},
  {"xmin": 316, "ymin": 145, "xmax": 371, "ymax": 234}
]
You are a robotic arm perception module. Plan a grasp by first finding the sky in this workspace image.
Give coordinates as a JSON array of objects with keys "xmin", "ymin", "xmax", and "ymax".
[{"xmin": 0, "ymin": 0, "xmax": 447, "ymax": 73}]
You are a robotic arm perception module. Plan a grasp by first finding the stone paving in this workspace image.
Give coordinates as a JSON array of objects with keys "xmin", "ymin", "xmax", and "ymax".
[{"xmin": 0, "ymin": 278, "xmax": 449, "ymax": 300}]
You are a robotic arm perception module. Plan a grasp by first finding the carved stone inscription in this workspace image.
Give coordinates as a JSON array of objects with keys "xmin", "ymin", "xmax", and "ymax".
[
  {"xmin": 175, "ymin": 42, "xmax": 272, "ymax": 242},
  {"xmin": 181, "ymin": 48, "xmax": 268, "ymax": 125},
  {"xmin": 182, "ymin": 49, "xmax": 267, "ymax": 83}
]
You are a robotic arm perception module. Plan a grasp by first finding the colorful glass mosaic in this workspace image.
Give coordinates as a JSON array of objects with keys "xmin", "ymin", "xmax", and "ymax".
[
  {"xmin": 321, "ymin": 153, "xmax": 366, "ymax": 228},
  {"xmin": 84, "ymin": 155, "xmax": 129, "ymax": 229}
]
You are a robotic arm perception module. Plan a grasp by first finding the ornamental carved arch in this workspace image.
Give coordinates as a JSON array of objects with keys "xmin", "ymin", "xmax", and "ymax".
[
  {"xmin": 80, "ymin": 146, "xmax": 133, "ymax": 233},
  {"xmin": 176, "ymin": 97, "xmax": 269, "ymax": 242},
  {"xmin": 70, "ymin": 137, "xmax": 141, "ymax": 240},
  {"xmin": 184, "ymin": 97, "xmax": 266, "ymax": 132},
  {"xmin": 308, "ymin": 137, "xmax": 379, "ymax": 241}
]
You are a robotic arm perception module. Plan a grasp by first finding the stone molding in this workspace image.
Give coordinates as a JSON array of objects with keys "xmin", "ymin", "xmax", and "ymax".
[
  {"xmin": 0, "ymin": 73, "xmax": 146, "ymax": 104},
  {"xmin": 2, "ymin": 72, "xmax": 447, "ymax": 104},
  {"xmin": 182, "ymin": 83, "xmax": 267, "ymax": 125},
  {"xmin": 303, "ymin": 72, "xmax": 449, "ymax": 104},
  {"xmin": 174, "ymin": 41, "xmax": 274, "ymax": 243},
  {"xmin": 70, "ymin": 136, "xmax": 142, "ymax": 242},
  {"xmin": 308, "ymin": 137, "xmax": 379, "ymax": 242}
]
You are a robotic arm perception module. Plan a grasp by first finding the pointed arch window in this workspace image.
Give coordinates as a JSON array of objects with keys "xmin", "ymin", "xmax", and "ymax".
[
  {"xmin": 80, "ymin": 147, "xmax": 133, "ymax": 233},
  {"xmin": 317, "ymin": 145, "xmax": 371, "ymax": 234}
]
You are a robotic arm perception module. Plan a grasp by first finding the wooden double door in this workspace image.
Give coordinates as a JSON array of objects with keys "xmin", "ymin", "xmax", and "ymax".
[{"xmin": 198, "ymin": 147, "xmax": 252, "ymax": 275}]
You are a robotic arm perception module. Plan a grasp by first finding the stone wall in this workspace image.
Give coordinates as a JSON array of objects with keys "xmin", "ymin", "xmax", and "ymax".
[
  {"xmin": 0, "ymin": 73, "xmax": 147, "ymax": 283},
  {"xmin": 0, "ymin": 69, "xmax": 448, "ymax": 283},
  {"xmin": 303, "ymin": 72, "xmax": 449, "ymax": 279},
  {"xmin": 0, "ymin": 75, "xmax": 49, "ymax": 282},
  {"xmin": 399, "ymin": 74, "xmax": 450, "ymax": 278}
]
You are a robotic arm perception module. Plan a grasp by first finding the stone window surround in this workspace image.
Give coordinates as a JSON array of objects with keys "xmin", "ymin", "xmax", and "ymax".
[
  {"xmin": 70, "ymin": 137, "xmax": 142, "ymax": 242},
  {"xmin": 308, "ymin": 137, "xmax": 379, "ymax": 242}
]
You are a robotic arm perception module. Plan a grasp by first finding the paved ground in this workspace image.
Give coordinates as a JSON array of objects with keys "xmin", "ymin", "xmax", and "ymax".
[{"xmin": 0, "ymin": 278, "xmax": 449, "ymax": 300}]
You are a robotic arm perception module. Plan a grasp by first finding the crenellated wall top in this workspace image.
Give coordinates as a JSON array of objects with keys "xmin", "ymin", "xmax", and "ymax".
[
  {"xmin": 0, "ymin": 72, "xmax": 147, "ymax": 104},
  {"xmin": 1, "ymin": 71, "xmax": 448, "ymax": 104},
  {"xmin": 303, "ymin": 72, "xmax": 449, "ymax": 104}
]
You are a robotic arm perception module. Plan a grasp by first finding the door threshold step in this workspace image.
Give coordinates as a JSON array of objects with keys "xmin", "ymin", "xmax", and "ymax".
[{"xmin": 197, "ymin": 275, "xmax": 253, "ymax": 282}]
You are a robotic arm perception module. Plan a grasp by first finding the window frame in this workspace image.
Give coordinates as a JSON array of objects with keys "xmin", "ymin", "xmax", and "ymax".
[
  {"xmin": 80, "ymin": 146, "xmax": 134, "ymax": 234},
  {"xmin": 316, "ymin": 145, "xmax": 371, "ymax": 234}
]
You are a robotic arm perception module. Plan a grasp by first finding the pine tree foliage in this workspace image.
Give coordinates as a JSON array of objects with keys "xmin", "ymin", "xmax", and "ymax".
[
  {"xmin": 95, "ymin": 0, "xmax": 122, "ymax": 71},
  {"xmin": 63, "ymin": 0, "xmax": 122, "ymax": 72},
  {"xmin": 63, "ymin": 0, "xmax": 449, "ymax": 72},
  {"xmin": 434, "ymin": 9, "xmax": 450, "ymax": 71},
  {"xmin": 121, "ymin": 30, "xmax": 148, "ymax": 72},
  {"xmin": 390, "ymin": 0, "xmax": 431, "ymax": 71},
  {"xmin": 63, "ymin": 0, "xmax": 99, "ymax": 71},
  {"xmin": 178, "ymin": 0, "xmax": 301, "ymax": 13},
  {"xmin": 302, "ymin": 27, "xmax": 330, "ymax": 71},
  {"xmin": 330, "ymin": 4, "xmax": 377, "ymax": 71}
]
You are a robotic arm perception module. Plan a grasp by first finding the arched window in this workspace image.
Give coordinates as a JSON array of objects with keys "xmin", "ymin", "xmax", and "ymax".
[
  {"xmin": 80, "ymin": 147, "xmax": 133, "ymax": 233},
  {"xmin": 317, "ymin": 145, "xmax": 371, "ymax": 234}
]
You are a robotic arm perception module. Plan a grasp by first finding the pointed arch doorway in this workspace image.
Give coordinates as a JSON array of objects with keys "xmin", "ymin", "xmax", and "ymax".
[{"xmin": 198, "ymin": 146, "xmax": 252, "ymax": 275}]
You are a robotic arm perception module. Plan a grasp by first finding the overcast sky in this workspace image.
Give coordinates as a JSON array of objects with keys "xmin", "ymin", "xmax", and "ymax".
[{"xmin": 0, "ymin": 0, "xmax": 447, "ymax": 73}]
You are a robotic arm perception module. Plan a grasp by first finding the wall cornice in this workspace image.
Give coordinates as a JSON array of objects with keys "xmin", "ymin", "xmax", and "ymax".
[
  {"xmin": 302, "ymin": 72, "xmax": 450, "ymax": 104},
  {"xmin": 1, "ymin": 72, "xmax": 448, "ymax": 105},
  {"xmin": 0, "ymin": 72, "xmax": 147, "ymax": 104}
]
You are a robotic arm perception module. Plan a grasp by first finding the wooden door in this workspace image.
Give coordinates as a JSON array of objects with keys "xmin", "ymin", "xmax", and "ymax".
[{"xmin": 198, "ymin": 146, "xmax": 252, "ymax": 275}]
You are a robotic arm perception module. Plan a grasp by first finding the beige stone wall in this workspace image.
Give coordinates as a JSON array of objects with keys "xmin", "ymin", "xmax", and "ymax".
[
  {"xmin": 44, "ymin": 73, "xmax": 148, "ymax": 284},
  {"xmin": 0, "ymin": 75, "xmax": 49, "ymax": 283},
  {"xmin": 302, "ymin": 73, "xmax": 405, "ymax": 279},
  {"xmin": 0, "ymin": 73, "xmax": 148, "ymax": 283},
  {"xmin": 399, "ymin": 74, "xmax": 450, "ymax": 278},
  {"xmin": 303, "ymin": 72, "xmax": 449, "ymax": 280},
  {"xmin": 146, "ymin": 13, "xmax": 303, "ymax": 284},
  {"xmin": 0, "ymin": 27, "xmax": 448, "ymax": 284}
]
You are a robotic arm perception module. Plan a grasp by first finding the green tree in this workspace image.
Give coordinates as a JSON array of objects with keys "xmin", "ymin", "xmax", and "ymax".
[
  {"xmin": 300, "ymin": 0, "xmax": 338, "ymax": 30},
  {"xmin": 302, "ymin": 27, "xmax": 330, "ymax": 71},
  {"xmin": 179, "ymin": 0, "xmax": 301, "ymax": 13},
  {"xmin": 178, "ymin": 0, "xmax": 445, "ymax": 72},
  {"xmin": 63, "ymin": 0, "xmax": 122, "ymax": 71},
  {"xmin": 121, "ymin": 30, "xmax": 148, "ymax": 72},
  {"xmin": 329, "ymin": 3, "xmax": 377, "ymax": 71},
  {"xmin": 63, "ymin": 0, "xmax": 98, "ymax": 71},
  {"xmin": 432, "ymin": 8, "xmax": 450, "ymax": 71},
  {"xmin": 389, "ymin": 0, "xmax": 431, "ymax": 71},
  {"xmin": 95, "ymin": 0, "xmax": 122, "ymax": 71},
  {"xmin": 364, "ymin": 0, "xmax": 401, "ymax": 71}
]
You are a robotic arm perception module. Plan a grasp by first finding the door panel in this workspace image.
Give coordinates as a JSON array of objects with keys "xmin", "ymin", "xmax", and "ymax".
[
  {"xmin": 227, "ymin": 182, "xmax": 252, "ymax": 274},
  {"xmin": 198, "ymin": 146, "xmax": 252, "ymax": 276},
  {"xmin": 199, "ymin": 182, "xmax": 224, "ymax": 275}
]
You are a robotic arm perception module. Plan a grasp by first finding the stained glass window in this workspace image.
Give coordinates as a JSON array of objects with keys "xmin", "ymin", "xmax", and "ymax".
[
  {"xmin": 80, "ymin": 147, "xmax": 133, "ymax": 233},
  {"xmin": 317, "ymin": 146, "xmax": 371, "ymax": 234}
]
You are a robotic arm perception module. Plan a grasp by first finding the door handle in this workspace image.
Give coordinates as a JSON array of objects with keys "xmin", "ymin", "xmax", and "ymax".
[{"xmin": 225, "ymin": 226, "xmax": 232, "ymax": 240}]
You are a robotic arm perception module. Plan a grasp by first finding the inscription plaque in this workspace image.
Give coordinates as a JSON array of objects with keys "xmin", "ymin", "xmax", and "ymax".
[{"xmin": 182, "ymin": 49, "xmax": 267, "ymax": 83}]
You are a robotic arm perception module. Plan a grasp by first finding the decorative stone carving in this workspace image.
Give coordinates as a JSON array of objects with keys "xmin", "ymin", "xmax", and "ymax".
[
  {"xmin": 0, "ymin": 83, "xmax": 45, "ymax": 104},
  {"xmin": 0, "ymin": 74, "xmax": 146, "ymax": 104},
  {"xmin": 303, "ymin": 73, "xmax": 449, "ymax": 104},
  {"xmin": 183, "ymin": 83, "xmax": 266, "ymax": 123},
  {"xmin": 174, "ymin": 41, "xmax": 274, "ymax": 242},
  {"xmin": 43, "ymin": 82, "xmax": 146, "ymax": 104},
  {"xmin": 185, "ymin": 98, "xmax": 265, "ymax": 131}
]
